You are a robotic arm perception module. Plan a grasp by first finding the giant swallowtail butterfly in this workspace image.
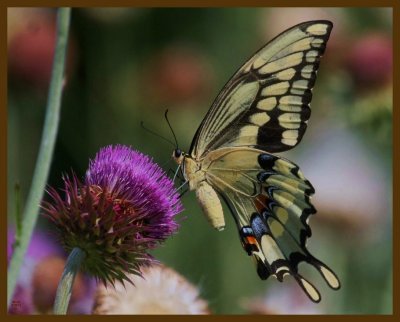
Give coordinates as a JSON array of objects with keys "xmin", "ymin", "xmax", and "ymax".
[{"xmin": 173, "ymin": 20, "xmax": 340, "ymax": 302}]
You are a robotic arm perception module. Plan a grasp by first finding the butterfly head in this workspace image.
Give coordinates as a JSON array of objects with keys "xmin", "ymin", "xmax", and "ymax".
[{"xmin": 172, "ymin": 148, "xmax": 185, "ymax": 165}]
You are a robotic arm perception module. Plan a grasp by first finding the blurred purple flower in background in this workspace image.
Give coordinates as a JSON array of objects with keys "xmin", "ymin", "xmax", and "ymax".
[{"xmin": 43, "ymin": 145, "xmax": 183, "ymax": 286}]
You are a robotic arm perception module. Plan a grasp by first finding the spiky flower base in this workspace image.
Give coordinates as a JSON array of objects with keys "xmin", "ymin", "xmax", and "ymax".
[{"xmin": 43, "ymin": 145, "xmax": 182, "ymax": 286}]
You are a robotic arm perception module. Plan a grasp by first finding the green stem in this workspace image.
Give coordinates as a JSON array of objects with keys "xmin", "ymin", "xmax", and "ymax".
[
  {"xmin": 13, "ymin": 183, "xmax": 22, "ymax": 249},
  {"xmin": 7, "ymin": 8, "xmax": 71, "ymax": 306},
  {"xmin": 53, "ymin": 248, "xmax": 86, "ymax": 314}
]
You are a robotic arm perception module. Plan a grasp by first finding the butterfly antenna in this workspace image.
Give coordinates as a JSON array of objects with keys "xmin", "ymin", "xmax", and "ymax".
[
  {"xmin": 140, "ymin": 121, "xmax": 176, "ymax": 148},
  {"xmin": 172, "ymin": 165, "xmax": 181, "ymax": 183},
  {"xmin": 176, "ymin": 180, "xmax": 189, "ymax": 192},
  {"xmin": 164, "ymin": 109, "xmax": 179, "ymax": 148}
]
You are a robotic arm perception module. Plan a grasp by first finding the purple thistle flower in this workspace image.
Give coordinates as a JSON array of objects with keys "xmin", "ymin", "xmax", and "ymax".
[{"xmin": 42, "ymin": 145, "xmax": 183, "ymax": 286}]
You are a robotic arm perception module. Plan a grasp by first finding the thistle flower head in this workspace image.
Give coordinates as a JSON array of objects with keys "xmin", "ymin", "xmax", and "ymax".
[{"xmin": 43, "ymin": 145, "xmax": 182, "ymax": 286}]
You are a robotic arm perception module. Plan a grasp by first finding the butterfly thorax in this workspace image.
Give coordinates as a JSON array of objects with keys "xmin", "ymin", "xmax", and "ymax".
[{"xmin": 172, "ymin": 149, "xmax": 204, "ymax": 191}]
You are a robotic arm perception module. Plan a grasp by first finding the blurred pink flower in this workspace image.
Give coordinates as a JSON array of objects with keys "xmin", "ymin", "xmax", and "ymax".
[
  {"xmin": 31, "ymin": 256, "xmax": 91, "ymax": 314},
  {"xmin": 8, "ymin": 8, "xmax": 76, "ymax": 92},
  {"xmin": 345, "ymin": 33, "xmax": 392, "ymax": 90},
  {"xmin": 142, "ymin": 46, "xmax": 213, "ymax": 105}
]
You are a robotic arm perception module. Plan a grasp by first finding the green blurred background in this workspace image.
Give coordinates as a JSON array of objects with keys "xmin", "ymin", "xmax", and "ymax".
[{"xmin": 8, "ymin": 7, "xmax": 392, "ymax": 314}]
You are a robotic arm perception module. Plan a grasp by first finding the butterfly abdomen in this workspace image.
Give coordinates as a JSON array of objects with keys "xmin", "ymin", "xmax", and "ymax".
[
  {"xmin": 183, "ymin": 157, "xmax": 226, "ymax": 230},
  {"xmin": 195, "ymin": 181, "xmax": 225, "ymax": 231}
]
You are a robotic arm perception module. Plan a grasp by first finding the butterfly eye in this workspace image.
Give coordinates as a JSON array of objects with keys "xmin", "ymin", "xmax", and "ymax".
[{"xmin": 174, "ymin": 149, "xmax": 182, "ymax": 158}]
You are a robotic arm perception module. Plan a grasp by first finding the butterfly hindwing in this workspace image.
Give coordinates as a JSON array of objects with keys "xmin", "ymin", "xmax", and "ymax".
[
  {"xmin": 204, "ymin": 147, "xmax": 340, "ymax": 302},
  {"xmin": 190, "ymin": 20, "xmax": 333, "ymax": 158}
]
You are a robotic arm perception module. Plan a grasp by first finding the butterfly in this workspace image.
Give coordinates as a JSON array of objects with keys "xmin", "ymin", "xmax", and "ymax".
[{"xmin": 173, "ymin": 20, "xmax": 340, "ymax": 303}]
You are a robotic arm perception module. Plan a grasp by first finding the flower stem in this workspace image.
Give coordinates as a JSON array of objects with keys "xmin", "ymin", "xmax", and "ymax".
[
  {"xmin": 53, "ymin": 247, "xmax": 86, "ymax": 314},
  {"xmin": 7, "ymin": 7, "xmax": 71, "ymax": 306},
  {"xmin": 13, "ymin": 183, "xmax": 22, "ymax": 249}
]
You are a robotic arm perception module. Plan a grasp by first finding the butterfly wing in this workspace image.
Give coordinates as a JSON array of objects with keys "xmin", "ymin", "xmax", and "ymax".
[
  {"xmin": 203, "ymin": 147, "xmax": 340, "ymax": 302},
  {"xmin": 189, "ymin": 20, "xmax": 332, "ymax": 158}
]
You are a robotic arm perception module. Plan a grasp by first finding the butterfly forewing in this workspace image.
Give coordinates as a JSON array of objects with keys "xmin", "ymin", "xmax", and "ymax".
[{"xmin": 190, "ymin": 21, "xmax": 333, "ymax": 158}]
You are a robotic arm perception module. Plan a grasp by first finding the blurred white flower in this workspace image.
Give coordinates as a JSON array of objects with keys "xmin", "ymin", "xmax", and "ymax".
[{"xmin": 92, "ymin": 264, "xmax": 210, "ymax": 314}]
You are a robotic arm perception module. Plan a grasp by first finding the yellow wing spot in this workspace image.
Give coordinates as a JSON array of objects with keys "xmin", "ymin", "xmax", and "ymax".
[
  {"xmin": 293, "ymin": 79, "xmax": 309, "ymax": 89},
  {"xmin": 290, "ymin": 88, "xmax": 304, "ymax": 95},
  {"xmin": 301, "ymin": 65, "xmax": 314, "ymax": 79},
  {"xmin": 276, "ymin": 68, "xmax": 296, "ymax": 81},
  {"xmin": 272, "ymin": 190, "xmax": 297, "ymax": 209},
  {"xmin": 299, "ymin": 277, "xmax": 321, "ymax": 302},
  {"xmin": 306, "ymin": 50, "xmax": 319, "ymax": 62},
  {"xmin": 249, "ymin": 112, "xmax": 270, "ymax": 126},
  {"xmin": 311, "ymin": 38, "xmax": 324, "ymax": 48},
  {"xmin": 320, "ymin": 266, "xmax": 340, "ymax": 289},
  {"xmin": 273, "ymin": 159, "xmax": 296, "ymax": 175},
  {"xmin": 282, "ymin": 129, "xmax": 299, "ymax": 140},
  {"xmin": 279, "ymin": 95, "xmax": 303, "ymax": 106},
  {"xmin": 236, "ymin": 125, "xmax": 259, "ymax": 145},
  {"xmin": 306, "ymin": 23, "xmax": 329, "ymax": 36},
  {"xmin": 261, "ymin": 235, "xmax": 285, "ymax": 263},
  {"xmin": 261, "ymin": 81, "xmax": 290, "ymax": 96},
  {"xmin": 259, "ymin": 52, "xmax": 303, "ymax": 74},
  {"xmin": 282, "ymin": 138, "xmax": 297, "ymax": 146},
  {"xmin": 277, "ymin": 121, "xmax": 301, "ymax": 129},
  {"xmin": 275, "ymin": 207, "xmax": 289, "ymax": 224},
  {"xmin": 279, "ymin": 104, "xmax": 302, "ymax": 112},
  {"xmin": 278, "ymin": 112, "xmax": 301, "ymax": 123},
  {"xmin": 269, "ymin": 218, "xmax": 285, "ymax": 237},
  {"xmin": 257, "ymin": 97, "xmax": 277, "ymax": 111}
]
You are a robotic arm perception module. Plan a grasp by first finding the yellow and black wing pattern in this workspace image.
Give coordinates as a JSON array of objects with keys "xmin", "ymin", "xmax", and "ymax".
[
  {"xmin": 190, "ymin": 20, "xmax": 333, "ymax": 158},
  {"xmin": 187, "ymin": 21, "xmax": 339, "ymax": 302},
  {"xmin": 206, "ymin": 148, "xmax": 340, "ymax": 302}
]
